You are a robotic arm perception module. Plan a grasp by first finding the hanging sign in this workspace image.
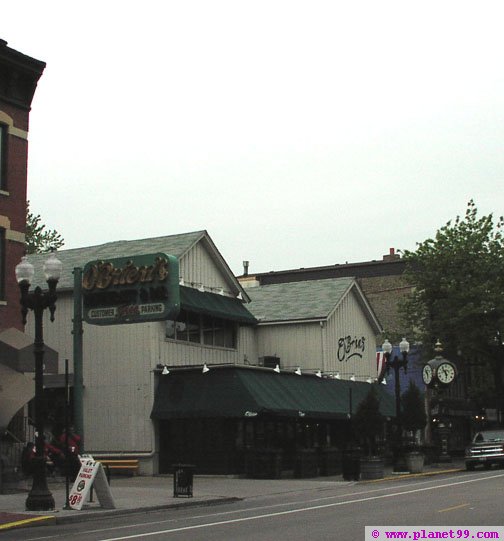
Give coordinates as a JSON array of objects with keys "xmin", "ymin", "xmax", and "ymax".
[
  {"xmin": 68, "ymin": 457, "xmax": 115, "ymax": 510},
  {"xmin": 82, "ymin": 253, "xmax": 180, "ymax": 325}
]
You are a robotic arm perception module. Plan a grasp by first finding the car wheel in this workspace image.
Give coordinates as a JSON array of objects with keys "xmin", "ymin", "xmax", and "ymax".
[{"xmin": 466, "ymin": 463, "xmax": 475, "ymax": 471}]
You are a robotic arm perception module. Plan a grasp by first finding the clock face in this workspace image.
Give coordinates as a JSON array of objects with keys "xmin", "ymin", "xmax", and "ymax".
[
  {"xmin": 437, "ymin": 362, "xmax": 455, "ymax": 384},
  {"xmin": 422, "ymin": 364, "xmax": 433, "ymax": 385}
]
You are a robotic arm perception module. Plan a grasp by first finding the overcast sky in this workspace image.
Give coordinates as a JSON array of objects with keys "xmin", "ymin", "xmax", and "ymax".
[{"xmin": 3, "ymin": 1, "xmax": 503, "ymax": 275}]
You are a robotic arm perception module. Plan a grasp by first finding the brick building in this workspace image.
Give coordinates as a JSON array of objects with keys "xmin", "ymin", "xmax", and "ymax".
[
  {"xmin": 0, "ymin": 39, "xmax": 45, "ymax": 331},
  {"xmin": 0, "ymin": 39, "xmax": 46, "ymax": 433}
]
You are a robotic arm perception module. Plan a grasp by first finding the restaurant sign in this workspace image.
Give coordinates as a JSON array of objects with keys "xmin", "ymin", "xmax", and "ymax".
[{"xmin": 82, "ymin": 253, "xmax": 180, "ymax": 325}]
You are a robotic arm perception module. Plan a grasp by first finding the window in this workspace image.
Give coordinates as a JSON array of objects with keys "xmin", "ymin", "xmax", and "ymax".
[
  {"xmin": 166, "ymin": 309, "xmax": 237, "ymax": 349},
  {"xmin": 0, "ymin": 124, "xmax": 7, "ymax": 190}
]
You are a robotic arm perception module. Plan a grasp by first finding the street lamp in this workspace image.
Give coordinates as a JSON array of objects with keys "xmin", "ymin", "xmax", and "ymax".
[
  {"xmin": 382, "ymin": 337, "xmax": 410, "ymax": 470},
  {"xmin": 15, "ymin": 252, "xmax": 62, "ymax": 511}
]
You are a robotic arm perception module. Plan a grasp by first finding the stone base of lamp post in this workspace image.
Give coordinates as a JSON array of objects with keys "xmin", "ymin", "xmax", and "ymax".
[
  {"xmin": 436, "ymin": 424, "xmax": 452, "ymax": 463},
  {"xmin": 25, "ymin": 457, "xmax": 55, "ymax": 511}
]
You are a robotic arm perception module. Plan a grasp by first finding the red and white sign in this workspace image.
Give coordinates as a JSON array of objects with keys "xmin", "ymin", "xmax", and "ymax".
[
  {"xmin": 68, "ymin": 456, "xmax": 115, "ymax": 510},
  {"xmin": 68, "ymin": 458, "xmax": 99, "ymax": 510}
]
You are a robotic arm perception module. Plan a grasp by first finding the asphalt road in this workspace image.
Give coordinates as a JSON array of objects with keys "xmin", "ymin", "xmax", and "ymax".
[{"xmin": 8, "ymin": 470, "xmax": 504, "ymax": 541}]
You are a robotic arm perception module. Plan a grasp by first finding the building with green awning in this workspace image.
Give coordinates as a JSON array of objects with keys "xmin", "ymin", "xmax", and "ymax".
[{"xmin": 22, "ymin": 230, "xmax": 390, "ymax": 476}]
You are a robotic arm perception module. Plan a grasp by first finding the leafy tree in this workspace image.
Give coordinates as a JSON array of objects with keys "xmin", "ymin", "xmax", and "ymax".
[
  {"xmin": 353, "ymin": 387, "xmax": 385, "ymax": 456},
  {"xmin": 25, "ymin": 201, "xmax": 64, "ymax": 254},
  {"xmin": 400, "ymin": 200, "xmax": 504, "ymax": 405}
]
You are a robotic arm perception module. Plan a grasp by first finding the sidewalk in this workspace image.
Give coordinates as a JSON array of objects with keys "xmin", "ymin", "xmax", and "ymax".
[{"xmin": 0, "ymin": 460, "xmax": 465, "ymax": 532}]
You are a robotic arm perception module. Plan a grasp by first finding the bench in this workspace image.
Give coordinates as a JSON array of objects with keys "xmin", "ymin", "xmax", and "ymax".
[{"xmin": 97, "ymin": 459, "xmax": 139, "ymax": 479}]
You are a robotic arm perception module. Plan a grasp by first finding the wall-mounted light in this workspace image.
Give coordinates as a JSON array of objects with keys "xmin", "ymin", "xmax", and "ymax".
[
  {"xmin": 295, "ymin": 367, "xmax": 302, "ymax": 376},
  {"xmin": 202, "ymin": 363, "xmax": 210, "ymax": 373},
  {"xmin": 162, "ymin": 366, "xmax": 169, "ymax": 375},
  {"xmin": 273, "ymin": 364, "xmax": 280, "ymax": 373}
]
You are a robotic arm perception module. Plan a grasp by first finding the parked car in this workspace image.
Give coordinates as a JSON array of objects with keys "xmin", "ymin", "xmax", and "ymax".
[{"xmin": 465, "ymin": 430, "xmax": 504, "ymax": 471}]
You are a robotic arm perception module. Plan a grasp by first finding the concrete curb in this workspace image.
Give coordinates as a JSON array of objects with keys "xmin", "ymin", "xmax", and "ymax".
[
  {"xmin": 53, "ymin": 496, "xmax": 242, "ymax": 525},
  {"xmin": 0, "ymin": 513, "xmax": 56, "ymax": 531},
  {"xmin": 363, "ymin": 467, "xmax": 465, "ymax": 483}
]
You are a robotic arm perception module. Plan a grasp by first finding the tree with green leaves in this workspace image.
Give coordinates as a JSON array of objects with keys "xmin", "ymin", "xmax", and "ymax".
[
  {"xmin": 25, "ymin": 201, "xmax": 64, "ymax": 254},
  {"xmin": 353, "ymin": 387, "xmax": 385, "ymax": 456},
  {"xmin": 401, "ymin": 200, "xmax": 504, "ymax": 406}
]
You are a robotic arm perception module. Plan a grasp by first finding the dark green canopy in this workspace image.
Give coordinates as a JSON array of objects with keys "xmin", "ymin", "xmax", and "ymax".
[
  {"xmin": 180, "ymin": 287, "xmax": 257, "ymax": 325},
  {"xmin": 151, "ymin": 366, "xmax": 395, "ymax": 420}
]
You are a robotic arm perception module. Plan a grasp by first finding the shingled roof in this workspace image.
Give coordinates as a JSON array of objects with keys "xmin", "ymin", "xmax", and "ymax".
[
  {"xmin": 245, "ymin": 277, "xmax": 382, "ymax": 333},
  {"xmin": 26, "ymin": 231, "xmax": 206, "ymax": 290}
]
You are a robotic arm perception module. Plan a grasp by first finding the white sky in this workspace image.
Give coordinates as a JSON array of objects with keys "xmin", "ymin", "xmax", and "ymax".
[{"xmin": 3, "ymin": 1, "xmax": 504, "ymax": 275}]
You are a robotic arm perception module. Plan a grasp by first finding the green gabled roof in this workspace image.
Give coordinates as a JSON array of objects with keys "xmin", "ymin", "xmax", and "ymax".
[
  {"xmin": 26, "ymin": 231, "xmax": 207, "ymax": 290},
  {"xmin": 245, "ymin": 277, "xmax": 355, "ymax": 323}
]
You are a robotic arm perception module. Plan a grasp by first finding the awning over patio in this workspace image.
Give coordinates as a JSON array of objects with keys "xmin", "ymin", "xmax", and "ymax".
[{"xmin": 151, "ymin": 365, "xmax": 395, "ymax": 420}]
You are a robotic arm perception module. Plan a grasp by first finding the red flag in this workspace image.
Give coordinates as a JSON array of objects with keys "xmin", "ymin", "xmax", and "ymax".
[{"xmin": 376, "ymin": 351, "xmax": 386, "ymax": 382}]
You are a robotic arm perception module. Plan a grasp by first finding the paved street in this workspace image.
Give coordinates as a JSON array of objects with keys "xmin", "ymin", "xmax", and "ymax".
[{"xmin": 3, "ymin": 468, "xmax": 504, "ymax": 541}]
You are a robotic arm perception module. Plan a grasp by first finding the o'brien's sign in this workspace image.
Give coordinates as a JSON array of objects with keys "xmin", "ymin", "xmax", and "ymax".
[{"xmin": 82, "ymin": 253, "xmax": 180, "ymax": 325}]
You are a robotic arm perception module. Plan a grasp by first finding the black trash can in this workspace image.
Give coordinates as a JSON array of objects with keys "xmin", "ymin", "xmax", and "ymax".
[
  {"xmin": 342, "ymin": 447, "xmax": 361, "ymax": 481},
  {"xmin": 172, "ymin": 464, "xmax": 195, "ymax": 497}
]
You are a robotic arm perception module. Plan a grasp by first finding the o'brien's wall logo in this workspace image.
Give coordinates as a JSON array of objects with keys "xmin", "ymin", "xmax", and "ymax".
[
  {"xmin": 337, "ymin": 335, "xmax": 366, "ymax": 362},
  {"xmin": 82, "ymin": 253, "xmax": 180, "ymax": 326}
]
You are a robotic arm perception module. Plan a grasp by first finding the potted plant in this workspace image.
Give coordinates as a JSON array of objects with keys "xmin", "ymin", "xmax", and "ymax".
[
  {"xmin": 401, "ymin": 381, "xmax": 427, "ymax": 473},
  {"xmin": 353, "ymin": 387, "xmax": 385, "ymax": 479}
]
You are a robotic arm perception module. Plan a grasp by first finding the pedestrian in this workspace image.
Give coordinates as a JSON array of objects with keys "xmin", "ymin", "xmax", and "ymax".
[{"xmin": 58, "ymin": 426, "xmax": 82, "ymax": 480}]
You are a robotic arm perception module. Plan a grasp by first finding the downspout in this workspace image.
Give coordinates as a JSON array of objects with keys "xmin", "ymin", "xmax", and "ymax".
[
  {"xmin": 320, "ymin": 320, "xmax": 326, "ymax": 371},
  {"xmin": 73, "ymin": 267, "xmax": 84, "ymax": 451}
]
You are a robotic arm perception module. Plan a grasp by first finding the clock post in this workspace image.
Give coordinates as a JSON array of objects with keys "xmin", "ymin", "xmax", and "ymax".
[{"xmin": 422, "ymin": 341, "xmax": 457, "ymax": 462}]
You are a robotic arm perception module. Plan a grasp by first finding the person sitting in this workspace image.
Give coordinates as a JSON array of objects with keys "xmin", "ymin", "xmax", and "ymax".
[{"xmin": 58, "ymin": 426, "xmax": 82, "ymax": 480}]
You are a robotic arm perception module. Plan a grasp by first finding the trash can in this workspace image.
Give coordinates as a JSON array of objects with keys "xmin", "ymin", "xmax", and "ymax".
[
  {"xmin": 342, "ymin": 447, "xmax": 361, "ymax": 481},
  {"xmin": 172, "ymin": 464, "xmax": 195, "ymax": 497}
]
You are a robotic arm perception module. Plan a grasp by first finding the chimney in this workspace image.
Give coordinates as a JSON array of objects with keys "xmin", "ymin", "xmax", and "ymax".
[
  {"xmin": 383, "ymin": 248, "xmax": 400, "ymax": 262},
  {"xmin": 243, "ymin": 261, "xmax": 249, "ymax": 276}
]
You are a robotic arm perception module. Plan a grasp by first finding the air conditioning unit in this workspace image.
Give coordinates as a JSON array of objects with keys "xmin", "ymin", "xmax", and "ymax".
[{"xmin": 259, "ymin": 356, "xmax": 280, "ymax": 369}]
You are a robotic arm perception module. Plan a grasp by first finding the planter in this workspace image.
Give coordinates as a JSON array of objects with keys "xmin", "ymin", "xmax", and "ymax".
[
  {"xmin": 359, "ymin": 456, "xmax": 384, "ymax": 480},
  {"xmin": 405, "ymin": 451, "xmax": 424, "ymax": 473}
]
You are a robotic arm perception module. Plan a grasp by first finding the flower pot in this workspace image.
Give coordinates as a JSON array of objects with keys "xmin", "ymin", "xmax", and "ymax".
[
  {"xmin": 405, "ymin": 451, "xmax": 424, "ymax": 473},
  {"xmin": 359, "ymin": 456, "xmax": 384, "ymax": 480}
]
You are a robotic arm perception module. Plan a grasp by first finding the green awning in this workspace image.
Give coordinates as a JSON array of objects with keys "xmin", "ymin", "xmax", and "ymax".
[
  {"xmin": 151, "ymin": 366, "xmax": 395, "ymax": 420},
  {"xmin": 180, "ymin": 287, "xmax": 257, "ymax": 325}
]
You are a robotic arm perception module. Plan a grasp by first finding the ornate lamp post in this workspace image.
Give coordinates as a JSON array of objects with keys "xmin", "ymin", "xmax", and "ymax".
[
  {"xmin": 15, "ymin": 252, "xmax": 62, "ymax": 511},
  {"xmin": 382, "ymin": 337, "xmax": 410, "ymax": 470}
]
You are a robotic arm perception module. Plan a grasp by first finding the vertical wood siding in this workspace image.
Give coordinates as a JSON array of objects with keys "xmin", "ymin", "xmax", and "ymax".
[
  {"xmin": 180, "ymin": 243, "xmax": 232, "ymax": 291},
  {"xmin": 27, "ymin": 292, "xmax": 258, "ymax": 453},
  {"xmin": 324, "ymin": 289, "xmax": 377, "ymax": 379},
  {"xmin": 255, "ymin": 290, "xmax": 377, "ymax": 378}
]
